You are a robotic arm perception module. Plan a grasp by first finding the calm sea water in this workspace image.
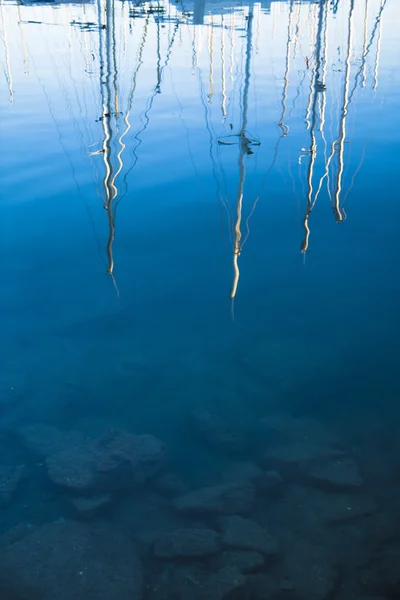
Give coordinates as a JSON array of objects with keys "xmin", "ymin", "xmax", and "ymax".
[{"xmin": 1, "ymin": 0, "xmax": 400, "ymax": 598}]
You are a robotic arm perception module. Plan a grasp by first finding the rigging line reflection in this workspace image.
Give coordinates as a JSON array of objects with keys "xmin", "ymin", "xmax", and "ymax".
[
  {"xmin": 17, "ymin": 5, "xmax": 28, "ymax": 75},
  {"xmin": 229, "ymin": 11, "xmax": 234, "ymax": 83},
  {"xmin": 197, "ymin": 55, "xmax": 232, "ymax": 242},
  {"xmin": 0, "ymin": 0, "xmax": 13, "ymax": 103},
  {"xmin": 170, "ymin": 66, "xmax": 202, "ymax": 194},
  {"xmin": 111, "ymin": 14, "xmax": 149, "ymax": 204},
  {"xmin": 117, "ymin": 20, "xmax": 179, "ymax": 208},
  {"xmin": 221, "ymin": 14, "xmax": 227, "ymax": 120},
  {"xmin": 293, "ymin": 1, "xmax": 301, "ymax": 59},
  {"xmin": 342, "ymin": 140, "xmax": 367, "ymax": 206},
  {"xmin": 318, "ymin": 1, "xmax": 329, "ymax": 133},
  {"xmin": 373, "ymin": 0, "xmax": 385, "ymax": 91},
  {"xmin": 347, "ymin": 0, "xmax": 387, "ymax": 104},
  {"xmin": 41, "ymin": 14, "xmax": 103, "ymax": 214},
  {"xmin": 208, "ymin": 15, "xmax": 214, "ymax": 101},
  {"xmin": 311, "ymin": 0, "xmax": 330, "ymax": 209},
  {"xmin": 192, "ymin": 24, "xmax": 197, "ymax": 70},
  {"xmin": 278, "ymin": 0, "xmax": 294, "ymax": 137},
  {"xmin": 361, "ymin": 0, "xmax": 369, "ymax": 87},
  {"xmin": 301, "ymin": 0, "xmax": 325, "ymax": 256},
  {"xmin": 288, "ymin": 68, "xmax": 308, "ymax": 120},
  {"xmin": 156, "ymin": 14, "xmax": 161, "ymax": 93},
  {"xmin": 242, "ymin": 0, "xmax": 298, "ymax": 250},
  {"xmin": 305, "ymin": 3, "xmax": 318, "ymax": 131},
  {"xmin": 27, "ymin": 44, "xmax": 106, "ymax": 273},
  {"xmin": 82, "ymin": 4, "xmax": 89, "ymax": 72},
  {"xmin": 112, "ymin": 0, "xmax": 119, "ymax": 119}
]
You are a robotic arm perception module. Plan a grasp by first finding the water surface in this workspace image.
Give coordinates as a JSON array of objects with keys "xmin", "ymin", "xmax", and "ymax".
[{"xmin": 1, "ymin": 0, "xmax": 400, "ymax": 597}]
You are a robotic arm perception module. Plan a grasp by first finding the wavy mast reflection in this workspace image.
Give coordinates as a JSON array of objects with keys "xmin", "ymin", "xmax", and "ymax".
[
  {"xmin": 92, "ymin": 0, "xmax": 178, "ymax": 293},
  {"xmin": 0, "ymin": 0, "xmax": 14, "ymax": 102},
  {"xmin": 299, "ymin": 0, "xmax": 387, "ymax": 257},
  {"xmin": 2, "ymin": 0, "xmax": 391, "ymax": 307},
  {"xmin": 301, "ymin": 0, "xmax": 326, "ymax": 256},
  {"xmin": 230, "ymin": 5, "xmax": 254, "ymax": 307},
  {"xmin": 96, "ymin": 0, "xmax": 119, "ymax": 293}
]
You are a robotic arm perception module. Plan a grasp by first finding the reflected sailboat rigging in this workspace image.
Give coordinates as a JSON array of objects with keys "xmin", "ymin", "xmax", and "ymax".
[{"xmin": 2, "ymin": 0, "xmax": 392, "ymax": 309}]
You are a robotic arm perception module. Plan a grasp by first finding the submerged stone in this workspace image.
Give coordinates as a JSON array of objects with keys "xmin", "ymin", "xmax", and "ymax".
[
  {"xmin": 0, "ymin": 465, "xmax": 24, "ymax": 508},
  {"xmin": 70, "ymin": 493, "xmax": 112, "ymax": 519},
  {"xmin": 304, "ymin": 458, "xmax": 363, "ymax": 489},
  {"xmin": 153, "ymin": 528, "xmax": 220, "ymax": 559},
  {"xmin": 192, "ymin": 566, "xmax": 246, "ymax": 600},
  {"xmin": 223, "ymin": 462, "xmax": 285, "ymax": 498},
  {"xmin": 151, "ymin": 471, "xmax": 190, "ymax": 497},
  {"xmin": 284, "ymin": 539, "xmax": 338, "ymax": 600},
  {"xmin": 222, "ymin": 461, "xmax": 264, "ymax": 484},
  {"xmin": 18, "ymin": 423, "xmax": 86, "ymax": 458},
  {"xmin": 309, "ymin": 489, "xmax": 378, "ymax": 523},
  {"xmin": 174, "ymin": 481, "xmax": 255, "ymax": 515},
  {"xmin": 263, "ymin": 442, "xmax": 346, "ymax": 470},
  {"xmin": 190, "ymin": 410, "xmax": 248, "ymax": 453},
  {"xmin": 216, "ymin": 550, "xmax": 265, "ymax": 574},
  {"xmin": 46, "ymin": 429, "xmax": 167, "ymax": 492},
  {"xmin": 219, "ymin": 515, "xmax": 278, "ymax": 557},
  {"xmin": 0, "ymin": 520, "xmax": 144, "ymax": 599},
  {"xmin": 258, "ymin": 414, "xmax": 342, "ymax": 447},
  {"xmin": 247, "ymin": 574, "xmax": 295, "ymax": 600}
]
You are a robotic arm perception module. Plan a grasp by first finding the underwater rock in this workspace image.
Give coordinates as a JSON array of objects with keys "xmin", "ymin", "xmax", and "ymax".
[
  {"xmin": 215, "ymin": 550, "xmax": 265, "ymax": 574},
  {"xmin": 219, "ymin": 515, "xmax": 278, "ymax": 557},
  {"xmin": 0, "ymin": 465, "xmax": 24, "ymax": 508},
  {"xmin": 146, "ymin": 563, "xmax": 209, "ymax": 600},
  {"xmin": 303, "ymin": 458, "xmax": 363, "ymax": 489},
  {"xmin": 308, "ymin": 489, "xmax": 378, "ymax": 524},
  {"xmin": 174, "ymin": 481, "xmax": 255, "ymax": 516},
  {"xmin": 18, "ymin": 423, "xmax": 86, "ymax": 458},
  {"xmin": 0, "ymin": 523, "xmax": 35, "ymax": 546},
  {"xmin": 151, "ymin": 471, "xmax": 190, "ymax": 497},
  {"xmin": 0, "ymin": 520, "xmax": 144, "ymax": 600},
  {"xmin": 46, "ymin": 429, "xmax": 167, "ymax": 492},
  {"xmin": 222, "ymin": 461, "xmax": 264, "ymax": 484},
  {"xmin": 147, "ymin": 563, "xmax": 245, "ymax": 600},
  {"xmin": 223, "ymin": 462, "xmax": 284, "ymax": 497},
  {"xmin": 246, "ymin": 574, "xmax": 295, "ymax": 600},
  {"xmin": 348, "ymin": 542, "xmax": 400, "ymax": 597},
  {"xmin": 70, "ymin": 493, "xmax": 112, "ymax": 519},
  {"xmin": 283, "ymin": 539, "xmax": 338, "ymax": 600},
  {"xmin": 258, "ymin": 414, "xmax": 342, "ymax": 448},
  {"xmin": 263, "ymin": 442, "xmax": 346, "ymax": 473},
  {"xmin": 192, "ymin": 566, "xmax": 246, "ymax": 600},
  {"xmin": 256, "ymin": 470, "xmax": 284, "ymax": 496},
  {"xmin": 190, "ymin": 410, "xmax": 247, "ymax": 453},
  {"xmin": 153, "ymin": 528, "xmax": 220, "ymax": 560}
]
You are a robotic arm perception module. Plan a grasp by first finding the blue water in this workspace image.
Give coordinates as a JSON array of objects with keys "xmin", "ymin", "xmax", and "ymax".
[{"xmin": 1, "ymin": 0, "xmax": 400, "ymax": 598}]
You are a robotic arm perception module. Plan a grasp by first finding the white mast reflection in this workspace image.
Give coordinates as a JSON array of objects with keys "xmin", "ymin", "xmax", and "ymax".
[
  {"xmin": 231, "ymin": 5, "xmax": 254, "ymax": 305},
  {"xmin": 332, "ymin": 0, "xmax": 355, "ymax": 224},
  {"xmin": 0, "ymin": 0, "xmax": 14, "ymax": 103}
]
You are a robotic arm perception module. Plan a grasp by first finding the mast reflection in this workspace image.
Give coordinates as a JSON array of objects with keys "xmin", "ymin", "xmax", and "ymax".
[{"xmin": 4, "ymin": 0, "xmax": 391, "ymax": 308}]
